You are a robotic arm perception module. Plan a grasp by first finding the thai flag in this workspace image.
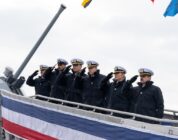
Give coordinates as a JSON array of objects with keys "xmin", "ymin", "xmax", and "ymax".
[{"xmin": 1, "ymin": 93, "xmax": 178, "ymax": 140}]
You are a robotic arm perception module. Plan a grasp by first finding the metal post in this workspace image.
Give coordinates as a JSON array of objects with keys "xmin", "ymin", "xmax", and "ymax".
[{"xmin": 13, "ymin": 4, "xmax": 66, "ymax": 79}]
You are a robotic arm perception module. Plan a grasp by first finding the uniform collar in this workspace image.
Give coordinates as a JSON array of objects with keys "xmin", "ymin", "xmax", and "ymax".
[
  {"xmin": 138, "ymin": 81, "xmax": 154, "ymax": 88},
  {"xmin": 113, "ymin": 78, "xmax": 126, "ymax": 86},
  {"xmin": 71, "ymin": 69, "xmax": 80, "ymax": 75},
  {"xmin": 55, "ymin": 68, "xmax": 63, "ymax": 73},
  {"xmin": 88, "ymin": 70, "xmax": 100, "ymax": 78}
]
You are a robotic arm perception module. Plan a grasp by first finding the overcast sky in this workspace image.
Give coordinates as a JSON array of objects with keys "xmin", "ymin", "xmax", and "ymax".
[{"xmin": 0, "ymin": 0, "xmax": 178, "ymax": 110}]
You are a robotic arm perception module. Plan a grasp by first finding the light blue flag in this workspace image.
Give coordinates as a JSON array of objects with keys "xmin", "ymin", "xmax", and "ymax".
[{"xmin": 164, "ymin": 0, "xmax": 178, "ymax": 17}]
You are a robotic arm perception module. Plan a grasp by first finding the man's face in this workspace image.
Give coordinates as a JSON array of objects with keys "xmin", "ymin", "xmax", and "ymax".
[
  {"xmin": 88, "ymin": 66, "xmax": 97, "ymax": 75},
  {"xmin": 114, "ymin": 72, "xmax": 125, "ymax": 81},
  {"xmin": 40, "ymin": 69, "xmax": 46, "ymax": 76},
  {"xmin": 140, "ymin": 75, "xmax": 151, "ymax": 84},
  {"xmin": 72, "ymin": 64, "xmax": 82, "ymax": 73},
  {"xmin": 57, "ymin": 63, "xmax": 66, "ymax": 71}
]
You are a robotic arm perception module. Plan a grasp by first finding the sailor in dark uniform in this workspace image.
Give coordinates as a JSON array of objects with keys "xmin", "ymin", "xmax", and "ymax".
[
  {"xmin": 106, "ymin": 66, "xmax": 136, "ymax": 117},
  {"xmin": 50, "ymin": 59, "xmax": 71, "ymax": 100},
  {"xmin": 55, "ymin": 58, "xmax": 68, "ymax": 75},
  {"xmin": 45, "ymin": 58, "xmax": 68, "ymax": 86},
  {"xmin": 131, "ymin": 68, "xmax": 164, "ymax": 123},
  {"xmin": 65, "ymin": 58, "xmax": 85, "ymax": 103},
  {"xmin": 26, "ymin": 65, "xmax": 51, "ymax": 97},
  {"xmin": 82, "ymin": 60, "xmax": 106, "ymax": 107}
]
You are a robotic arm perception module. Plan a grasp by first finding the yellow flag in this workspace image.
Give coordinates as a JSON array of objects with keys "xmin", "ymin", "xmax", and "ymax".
[{"xmin": 82, "ymin": 0, "xmax": 92, "ymax": 8}]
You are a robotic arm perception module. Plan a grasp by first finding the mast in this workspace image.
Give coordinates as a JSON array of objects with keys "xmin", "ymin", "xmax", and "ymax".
[{"xmin": 13, "ymin": 4, "xmax": 66, "ymax": 79}]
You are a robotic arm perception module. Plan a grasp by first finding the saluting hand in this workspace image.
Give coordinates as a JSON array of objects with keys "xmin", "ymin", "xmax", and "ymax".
[
  {"xmin": 105, "ymin": 72, "xmax": 113, "ymax": 82},
  {"xmin": 102, "ymin": 72, "xmax": 113, "ymax": 84},
  {"xmin": 129, "ymin": 75, "xmax": 138, "ymax": 84},
  {"xmin": 80, "ymin": 67, "xmax": 86, "ymax": 76},
  {"xmin": 63, "ymin": 65, "xmax": 72, "ymax": 74},
  {"xmin": 106, "ymin": 72, "xmax": 113, "ymax": 80},
  {"xmin": 31, "ymin": 70, "xmax": 39, "ymax": 77},
  {"xmin": 45, "ymin": 67, "xmax": 53, "ymax": 74}
]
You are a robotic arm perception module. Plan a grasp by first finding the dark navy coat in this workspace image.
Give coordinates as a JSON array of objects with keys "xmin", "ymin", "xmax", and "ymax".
[
  {"xmin": 26, "ymin": 75, "xmax": 51, "ymax": 97},
  {"xmin": 65, "ymin": 72, "xmax": 84, "ymax": 103},
  {"xmin": 45, "ymin": 68, "xmax": 62, "ymax": 86},
  {"xmin": 106, "ymin": 79, "xmax": 131, "ymax": 112},
  {"xmin": 50, "ymin": 71, "xmax": 68, "ymax": 99},
  {"xmin": 82, "ymin": 70, "xmax": 106, "ymax": 107},
  {"xmin": 131, "ymin": 81, "xmax": 164, "ymax": 119}
]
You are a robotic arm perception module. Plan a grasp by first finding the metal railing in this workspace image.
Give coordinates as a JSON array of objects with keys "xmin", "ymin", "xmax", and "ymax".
[
  {"xmin": 31, "ymin": 95, "xmax": 178, "ymax": 125},
  {"xmin": 164, "ymin": 109, "xmax": 178, "ymax": 119}
]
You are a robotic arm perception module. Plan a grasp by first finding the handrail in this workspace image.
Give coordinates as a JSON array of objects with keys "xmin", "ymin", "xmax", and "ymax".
[
  {"xmin": 165, "ymin": 109, "xmax": 178, "ymax": 114},
  {"xmin": 164, "ymin": 109, "xmax": 178, "ymax": 118},
  {"xmin": 31, "ymin": 95, "xmax": 178, "ymax": 125}
]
